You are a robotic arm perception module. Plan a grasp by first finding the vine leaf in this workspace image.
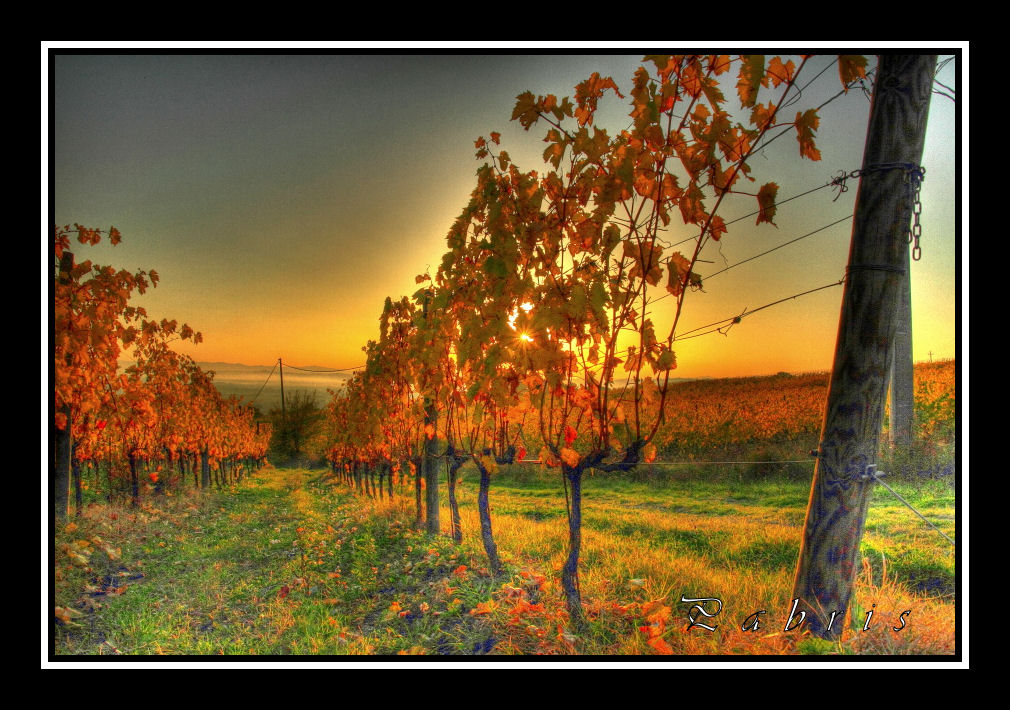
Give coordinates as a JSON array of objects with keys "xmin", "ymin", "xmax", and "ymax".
[{"xmin": 756, "ymin": 182, "xmax": 780, "ymax": 226}]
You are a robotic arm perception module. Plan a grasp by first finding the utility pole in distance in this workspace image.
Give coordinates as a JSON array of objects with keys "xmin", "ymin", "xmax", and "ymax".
[
  {"xmin": 792, "ymin": 55, "xmax": 937, "ymax": 639},
  {"xmin": 278, "ymin": 358, "xmax": 286, "ymax": 419}
]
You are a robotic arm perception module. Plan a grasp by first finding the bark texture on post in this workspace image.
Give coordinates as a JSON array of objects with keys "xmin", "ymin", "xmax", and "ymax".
[
  {"xmin": 792, "ymin": 55, "xmax": 936, "ymax": 638},
  {"xmin": 423, "ymin": 399, "xmax": 439, "ymax": 535},
  {"xmin": 201, "ymin": 447, "xmax": 211, "ymax": 489},
  {"xmin": 889, "ymin": 268, "xmax": 915, "ymax": 450}
]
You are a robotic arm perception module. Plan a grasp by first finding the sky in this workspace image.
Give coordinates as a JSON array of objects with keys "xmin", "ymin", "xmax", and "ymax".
[{"xmin": 47, "ymin": 45, "xmax": 964, "ymax": 381}]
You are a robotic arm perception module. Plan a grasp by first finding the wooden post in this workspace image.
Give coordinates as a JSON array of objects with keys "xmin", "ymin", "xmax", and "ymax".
[
  {"xmin": 791, "ymin": 55, "xmax": 936, "ymax": 638},
  {"xmin": 889, "ymin": 269, "xmax": 915, "ymax": 451},
  {"xmin": 201, "ymin": 446, "xmax": 211, "ymax": 489},
  {"xmin": 422, "ymin": 294, "xmax": 440, "ymax": 535}
]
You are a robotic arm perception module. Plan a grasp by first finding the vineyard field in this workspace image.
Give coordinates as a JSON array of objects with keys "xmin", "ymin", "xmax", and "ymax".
[
  {"xmin": 53, "ymin": 463, "xmax": 954, "ymax": 656},
  {"xmin": 51, "ymin": 53, "xmax": 960, "ymax": 661}
]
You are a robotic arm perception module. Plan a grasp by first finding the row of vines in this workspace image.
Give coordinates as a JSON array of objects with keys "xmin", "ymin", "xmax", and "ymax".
[
  {"xmin": 53, "ymin": 225, "xmax": 271, "ymax": 522},
  {"xmin": 321, "ymin": 54, "xmax": 872, "ymax": 629}
]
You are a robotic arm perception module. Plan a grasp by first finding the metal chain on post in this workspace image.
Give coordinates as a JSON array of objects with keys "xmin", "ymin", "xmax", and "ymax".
[
  {"xmin": 831, "ymin": 162, "xmax": 926, "ymax": 259},
  {"xmin": 906, "ymin": 166, "xmax": 925, "ymax": 261}
]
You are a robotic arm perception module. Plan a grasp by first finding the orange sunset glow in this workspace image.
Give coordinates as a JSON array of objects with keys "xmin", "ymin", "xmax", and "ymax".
[{"xmin": 50, "ymin": 50, "xmax": 958, "ymax": 391}]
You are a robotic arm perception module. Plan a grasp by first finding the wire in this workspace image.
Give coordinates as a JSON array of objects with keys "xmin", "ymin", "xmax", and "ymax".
[
  {"xmin": 867, "ymin": 467, "xmax": 956, "ymax": 548},
  {"xmin": 578, "ymin": 276, "xmax": 847, "ymax": 375},
  {"xmin": 665, "ymin": 179, "xmax": 844, "ymax": 253},
  {"xmin": 281, "ymin": 363, "xmax": 365, "ymax": 373},
  {"xmin": 702, "ymin": 215, "xmax": 853, "ymax": 282},
  {"xmin": 248, "ymin": 361, "xmax": 278, "ymax": 405}
]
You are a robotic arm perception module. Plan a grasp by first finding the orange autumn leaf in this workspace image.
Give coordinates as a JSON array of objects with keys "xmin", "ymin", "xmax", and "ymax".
[
  {"xmin": 560, "ymin": 447, "xmax": 581, "ymax": 468},
  {"xmin": 647, "ymin": 636, "xmax": 675, "ymax": 655},
  {"xmin": 765, "ymin": 56, "xmax": 795, "ymax": 87},
  {"xmin": 643, "ymin": 443, "xmax": 657, "ymax": 464},
  {"xmin": 470, "ymin": 601, "xmax": 497, "ymax": 615},
  {"xmin": 794, "ymin": 109, "xmax": 821, "ymax": 161},
  {"xmin": 838, "ymin": 55, "xmax": 868, "ymax": 87},
  {"xmin": 645, "ymin": 604, "xmax": 673, "ymax": 626}
]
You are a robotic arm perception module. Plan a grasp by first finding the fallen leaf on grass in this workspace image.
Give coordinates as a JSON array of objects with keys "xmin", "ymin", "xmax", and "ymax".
[
  {"xmin": 55, "ymin": 606, "xmax": 84, "ymax": 626},
  {"xmin": 647, "ymin": 636, "xmax": 674, "ymax": 655}
]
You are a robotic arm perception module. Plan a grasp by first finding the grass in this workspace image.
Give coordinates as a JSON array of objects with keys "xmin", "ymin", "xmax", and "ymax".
[{"xmin": 52, "ymin": 462, "xmax": 957, "ymax": 657}]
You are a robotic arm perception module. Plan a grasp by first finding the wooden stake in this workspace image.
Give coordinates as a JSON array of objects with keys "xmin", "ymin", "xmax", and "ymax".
[
  {"xmin": 791, "ymin": 55, "xmax": 937, "ymax": 638},
  {"xmin": 889, "ymin": 267, "xmax": 915, "ymax": 450},
  {"xmin": 422, "ymin": 293, "xmax": 439, "ymax": 535}
]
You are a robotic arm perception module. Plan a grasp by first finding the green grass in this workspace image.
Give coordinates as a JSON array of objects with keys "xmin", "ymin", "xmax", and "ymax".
[{"xmin": 53, "ymin": 463, "xmax": 957, "ymax": 656}]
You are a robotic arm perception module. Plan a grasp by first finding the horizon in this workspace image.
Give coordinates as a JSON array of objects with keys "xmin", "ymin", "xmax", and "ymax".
[{"xmin": 202, "ymin": 357, "xmax": 957, "ymax": 416}]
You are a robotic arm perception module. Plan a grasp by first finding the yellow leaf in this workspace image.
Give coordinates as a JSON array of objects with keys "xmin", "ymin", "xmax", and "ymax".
[
  {"xmin": 560, "ymin": 447, "xmax": 581, "ymax": 468},
  {"xmin": 643, "ymin": 443, "xmax": 658, "ymax": 463}
]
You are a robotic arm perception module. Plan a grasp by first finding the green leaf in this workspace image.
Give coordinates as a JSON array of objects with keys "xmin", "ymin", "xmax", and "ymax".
[{"xmin": 483, "ymin": 255, "xmax": 509, "ymax": 279}]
